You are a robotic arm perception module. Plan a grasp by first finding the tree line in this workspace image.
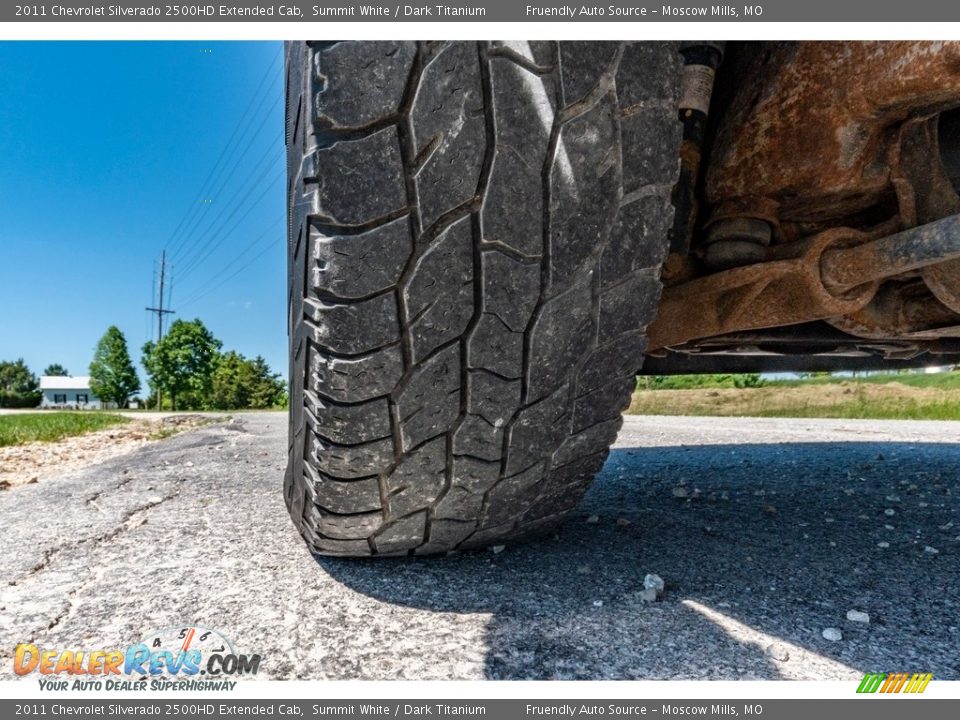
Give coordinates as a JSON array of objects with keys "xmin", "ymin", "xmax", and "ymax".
[{"xmin": 0, "ymin": 318, "xmax": 286, "ymax": 410}]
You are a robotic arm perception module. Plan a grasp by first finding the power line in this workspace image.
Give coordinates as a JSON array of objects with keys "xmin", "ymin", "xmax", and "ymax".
[
  {"xmin": 162, "ymin": 45, "xmax": 283, "ymax": 261},
  {"xmin": 173, "ymin": 156, "xmax": 285, "ymax": 286},
  {"xmin": 168, "ymin": 93, "xmax": 284, "ymax": 267},
  {"xmin": 177, "ymin": 216, "xmax": 286, "ymax": 310},
  {"xmin": 176, "ymin": 211, "xmax": 286, "ymax": 302}
]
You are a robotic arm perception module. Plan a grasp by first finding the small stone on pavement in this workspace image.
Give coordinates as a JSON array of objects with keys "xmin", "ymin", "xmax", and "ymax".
[{"xmin": 822, "ymin": 627, "xmax": 843, "ymax": 641}]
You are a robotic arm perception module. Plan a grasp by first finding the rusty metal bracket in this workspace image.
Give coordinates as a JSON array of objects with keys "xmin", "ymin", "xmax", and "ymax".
[{"xmin": 648, "ymin": 214, "xmax": 960, "ymax": 351}]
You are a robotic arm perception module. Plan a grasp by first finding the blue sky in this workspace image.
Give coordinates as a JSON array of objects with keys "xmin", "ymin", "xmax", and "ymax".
[{"xmin": 0, "ymin": 41, "xmax": 286, "ymax": 388}]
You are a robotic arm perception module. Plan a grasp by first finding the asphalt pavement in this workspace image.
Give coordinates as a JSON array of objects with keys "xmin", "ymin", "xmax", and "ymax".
[{"xmin": 1, "ymin": 412, "xmax": 957, "ymax": 680}]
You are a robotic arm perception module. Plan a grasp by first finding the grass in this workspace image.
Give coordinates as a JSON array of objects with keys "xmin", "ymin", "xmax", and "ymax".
[
  {"xmin": 767, "ymin": 371, "xmax": 960, "ymax": 390},
  {"xmin": 628, "ymin": 377, "xmax": 960, "ymax": 420},
  {"xmin": 0, "ymin": 412, "xmax": 129, "ymax": 447}
]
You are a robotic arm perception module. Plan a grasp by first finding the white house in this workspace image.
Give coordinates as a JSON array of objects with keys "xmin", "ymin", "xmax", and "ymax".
[{"xmin": 39, "ymin": 376, "xmax": 105, "ymax": 409}]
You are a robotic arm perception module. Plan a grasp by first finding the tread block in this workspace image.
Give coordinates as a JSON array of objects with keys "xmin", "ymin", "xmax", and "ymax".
[
  {"xmin": 548, "ymin": 92, "xmax": 620, "ymax": 292},
  {"xmin": 433, "ymin": 456, "xmax": 500, "ymax": 521},
  {"xmin": 481, "ymin": 58, "xmax": 555, "ymax": 257},
  {"xmin": 483, "ymin": 462, "xmax": 545, "ymax": 526},
  {"xmin": 526, "ymin": 281, "xmax": 595, "ymax": 403},
  {"xmin": 309, "ymin": 343, "xmax": 404, "ymax": 403},
  {"xmin": 600, "ymin": 194, "xmax": 673, "ymax": 288},
  {"xmin": 616, "ymin": 43, "xmax": 681, "ymax": 110},
  {"xmin": 314, "ymin": 126, "xmax": 407, "ymax": 225},
  {"xmin": 489, "ymin": 41, "xmax": 555, "ymax": 72},
  {"xmin": 620, "ymin": 107, "xmax": 681, "ymax": 196},
  {"xmin": 480, "ymin": 250, "xmax": 540, "ymax": 332},
  {"xmin": 310, "ymin": 506, "xmax": 383, "ymax": 541},
  {"xmin": 459, "ymin": 522, "xmax": 515, "ymax": 549},
  {"xmin": 385, "ymin": 436, "xmax": 446, "ymax": 517},
  {"xmin": 310, "ymin": 215, "xmax": 413, "ymax": 299},
  {"xmin": 395, "ymin": 343, "xmax": 461, "ymax": 451},
  {"xmin": 312, "ymin": 42, "xmax": 416, "ymax": 129},
  {"xmin": 466, "ymin": 370, "xmax": 521, "ymax": 426},
  {"xmin": 504, "ymin": 384, "xmax": 571, "ymax": 476},
  {"xmin": 576, "ymin": 334, "xmax": 646, "ymax": 396},
  {"xmin": 552, "ymin": 417, "xmax": 621, "ymax": 468},
  {"xmin": 374, "ymin": 510, "xmax": 428, "ymax": 554},
  {"xmin": 307, "ymin": 536, "xmax": 373, "ymax": 557},
  {"xmin": 306, "ymin": 391, "xmax": 392, "ymax": 445},
  {"xmin": 466, "ymin": 313, "xmax": 523, "ymax": 379},
  {"xmin": 598, "ymin": 273, "xmax": 662, "ymax": 344},
  {"xmin": 307, "ymin": 465, "xmax": 382, "ymax": 514},
  {"xmin": 415, "ymin": 519, "xmax": 475, "ymax": 555},
  {"xmin": 304, "ymin": 293, "xmax": 400, "ymax": 355},
  {"xmin": 572, "ymin": 377, "xmax": 633, "ymax": 433},
  {"xmin": 308, "ymin": 433, "xmax": 395, "ymax": 479},
  {"xmin": 522, "ymin": 452, "xmax": 608, "ymax": 522},
  {"xmin": 452, "ymin": 414, "xmax": 503, "ymax": 462},
  {"xmin": 558, "ymin": 42, "xmax": 619, "ymax": 108},
  {"xmin": 403, "ymin": 216, "xmax": 474, "ymax": 363},
  {"xmin": 411, "ymin": 42, "xmax": 486, "ymax": 229}
]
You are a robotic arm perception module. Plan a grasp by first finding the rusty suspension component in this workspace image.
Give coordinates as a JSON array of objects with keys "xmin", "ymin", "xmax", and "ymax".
[
  {"xmin": 705, "ymin": 42, "xmax": 960, "ymax": 235},
  {"xmin": 648, "ymin": 214, "xmax": 960, "ymax": 351},
  {"xmin": 670, "ymin": 42, "xmax": 724, "ymax": 257}
]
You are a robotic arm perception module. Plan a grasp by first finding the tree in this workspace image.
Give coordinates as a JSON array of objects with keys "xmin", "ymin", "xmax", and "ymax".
[
  {"xmin": 0, "ymin": 359, "xmax": 41, "ymax": 408},
  {"xmin": 89, "ymin": 326, "xmax": 141, "ymax": 408},
  {"xmin": 210, "ymin": 352, "xmax": 286, "ymax": 410},
  {"xmin": 43, "ymin": 363, "xmax": 69, "ymax": 377},
  {"xmin": 247, "ymin": 355, "xmax": 285, "ymax": 409},
  {"xmin": 210, "ymin": 351, "xmax": 255, "ymax": 410},
  {"xmin": 142, "ymin": 319, "xmax": 222, "ymax": 411}
]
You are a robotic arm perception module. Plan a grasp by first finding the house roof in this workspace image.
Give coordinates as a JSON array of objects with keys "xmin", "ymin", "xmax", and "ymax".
[{"xmin": 40, "ymin": 376, "xmax": 92, "ymax": 390}]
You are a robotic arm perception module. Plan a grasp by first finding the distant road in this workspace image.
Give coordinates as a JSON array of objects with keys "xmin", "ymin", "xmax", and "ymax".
[{"xmin": 1, "ymin": 413, "xmax": 957, "ymax": 680}]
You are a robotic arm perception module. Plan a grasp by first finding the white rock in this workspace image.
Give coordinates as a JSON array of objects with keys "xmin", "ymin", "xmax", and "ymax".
[
  {"xmin": 585, "ymin": 514, "xmax": 600, "ymax": 524},
  {"xmin": 644, "ymin": 573, "xmax": 665, "ymax": 595},
  {"xmin": 924, "ymin": 546, "xmax": 939, "ymax": 555},
  {"xmin": 877, "ymin": 541, "xmax": 890, "ymax": 548},
  {"xmin": 638, "ymin": 588, "xmax": 659, "ymax": 603},
  {"xmin": 884, "ymin": 509, "xmax": 896, "ymax": 516},
  {"xmin": 671, "ymin": 487, "xmax": 689, "ymax": 498},
  {"xmin": 846, "ymin": 610, "xmax": 870, "ymax": 624},
  {"xmin": 490, "ymin": 545, "xmax": 505, "ymax": 554},
  {"xmin": 765, "ymin": 642, "xmax": 790, "ymax": 661},
  {"xmin": 593, "ymin": 600, "xmax": 603, "ymax": 607},
  {"xmin": 822, "ymin": 627, "xmax": 843, "ymax": 641}
]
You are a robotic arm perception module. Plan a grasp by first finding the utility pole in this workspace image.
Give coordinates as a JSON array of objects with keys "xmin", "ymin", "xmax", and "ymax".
[{"xmin": 146, "ymin": 250, "xmax": 176, "ymax": 410}]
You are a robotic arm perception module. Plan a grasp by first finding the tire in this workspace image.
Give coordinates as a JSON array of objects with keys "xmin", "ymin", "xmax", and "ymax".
[{"xmin": 284, "ymin": 41, "xmax": 681, "ymax": 556}]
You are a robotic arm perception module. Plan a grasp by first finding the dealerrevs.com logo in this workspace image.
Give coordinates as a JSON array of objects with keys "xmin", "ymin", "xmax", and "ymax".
[{"xmin": 14, "ymin": 626, "xmax": 261, "ymax": 691}]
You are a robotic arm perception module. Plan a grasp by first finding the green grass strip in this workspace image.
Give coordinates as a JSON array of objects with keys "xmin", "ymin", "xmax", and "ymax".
[{"xmin": 0, "ymin": 412, "xmax": 129, "ymax": 447}]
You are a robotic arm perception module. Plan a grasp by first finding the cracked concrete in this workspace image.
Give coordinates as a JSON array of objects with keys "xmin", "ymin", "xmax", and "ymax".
[{"xmin": 0, "ymin": 412, "xmax": 957, "ymax": 680}]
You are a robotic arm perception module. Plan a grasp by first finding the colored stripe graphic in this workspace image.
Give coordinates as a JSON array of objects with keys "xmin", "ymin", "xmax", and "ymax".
[{"xmin": 857, "ymin": 672, "xmax": 932, "ymax": 693}]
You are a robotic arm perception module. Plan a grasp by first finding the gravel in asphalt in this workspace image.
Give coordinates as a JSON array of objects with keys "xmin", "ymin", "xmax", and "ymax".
[{"xmin": 1, "ymin": 413, "xmax": 957, "ymax": 680}]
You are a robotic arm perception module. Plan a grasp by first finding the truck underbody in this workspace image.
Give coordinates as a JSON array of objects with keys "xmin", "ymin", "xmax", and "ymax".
[{"xmin": 646, "ymin": 41, "xmax": 960, "ymax": 374}]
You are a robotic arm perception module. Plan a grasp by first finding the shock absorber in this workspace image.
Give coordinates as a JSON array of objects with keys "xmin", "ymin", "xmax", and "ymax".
[{"xmin": 670, "ymin": 41, "xmax": 725, "ymax": 258}]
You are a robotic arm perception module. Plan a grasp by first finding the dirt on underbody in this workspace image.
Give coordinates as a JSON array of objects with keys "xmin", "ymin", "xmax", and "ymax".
[{"xmin": 0, "ymin": 414, "xmax": 212, "ymax": 490}]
